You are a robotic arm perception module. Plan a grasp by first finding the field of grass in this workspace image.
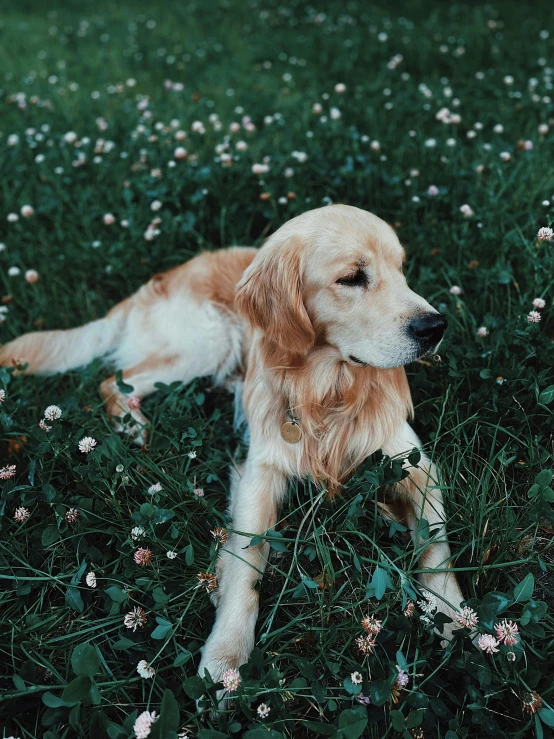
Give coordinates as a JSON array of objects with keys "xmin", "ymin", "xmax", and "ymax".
[{"xmin": 1, "ymin": 1, "xmax": 554, "ymax": 737}]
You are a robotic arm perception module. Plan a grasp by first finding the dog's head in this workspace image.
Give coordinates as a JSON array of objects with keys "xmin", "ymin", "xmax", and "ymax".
[{"xmin": 236, "ymin": 204, "xmax": 446, "ymax": 368}]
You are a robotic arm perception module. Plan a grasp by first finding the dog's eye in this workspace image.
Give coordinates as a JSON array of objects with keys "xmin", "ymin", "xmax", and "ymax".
[{"xmin": 336, "ymin": 269, "xmax": 367, "ymax": 287}]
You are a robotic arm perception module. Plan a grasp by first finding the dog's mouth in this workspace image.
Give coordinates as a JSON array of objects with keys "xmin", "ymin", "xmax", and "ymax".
[{"xmin": 349, "ymin": 354, "xmax": 369, "ymax": 367}]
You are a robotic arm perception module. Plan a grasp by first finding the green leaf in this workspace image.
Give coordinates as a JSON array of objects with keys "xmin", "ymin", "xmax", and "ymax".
[
  {"xmin": 370, "ymin": 677, "xmax": 393, "ymax": 706},
  {"xmin": 173, "ymin": 649, "xmax": 192, "ymax": 667},
  {"xmin": 406, "ymin": 709, "xmax": 424, "ymax": 728},
  {"xmin": 197, "ymin": 730, "xmax": 230, "ymax": 739},
  {"xmin": 43, "ymin": 691, "xmax": 75, "ymax": 708},
  {"xmin": 368, "ymin": 566, "xmax": 392, "ymax": 600},
  {"xmin": 112, "ymin": 636, "xmax": 135, "ymax": 650},
  {"xmin": 535, "ymin": 469, "xmax": 553, "ymax": 488},
  {"xmin": 244, "ymin": 731, "xmax": 284, "ymax": 739},
  {"xmin": 390, "ymin": 710, "xmax": 405, "ymax": 731},
  {"xmin": 71, "ymin": 643, "xmax": 100, "ymax": 677},
  {"xmin": 151, "ymin": 621, "xmax": 172, "ymax": 640},
  {"xmin": 337, "ymin": 707, "xmax": 368, "ymax": 739},
  {"xmin": 41, "ymin": 526, "xmax": 60, "ymax": 547},
  {"xmin": 115, "ymin": 369, "xmax": 134, "ymax": 394},
  {"xmin": 183, "ymin": 675, "xmax": 206, "ymax": 699},
  {"xmin": 311, "ymin": 679, "xmax": 327, "ymax": 703},
  {"xmin": 65, "ymin": 586, "xmax": 84, "ymax": 614},
  {"xmin": 538, "ymin": 386, "xmax": 554, "ymax": 404},
  {"xmin": 513, "ymin": 573, "xmax": 534, "ymax": 603},
  {"xmin": 105, "ymin": 586, "xmax": 127, "ymax": 603},
  {"xmin": 61, "ymin": 675, "xmax": 92, "ymax": 703},
  {"xmin": 343, "ymin": 676, "xmax": 362, "ymax": 695},
  {"xmin": 150, "ymin": 688, "xmax": 180, "ymax": 738},
  {"xmin": 538, "ymin": 706, "xmax": 554, "ymax": 727}
]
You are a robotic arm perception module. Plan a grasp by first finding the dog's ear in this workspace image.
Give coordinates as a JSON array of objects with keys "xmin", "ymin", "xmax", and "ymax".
[{"xmin": 236, "ymin": 236, "xmax": 315, "ymax": 357}]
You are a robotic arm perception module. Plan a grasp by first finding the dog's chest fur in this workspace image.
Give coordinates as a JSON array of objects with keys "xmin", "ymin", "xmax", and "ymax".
[{"xmin": 241, "ymin": 341, "xmax": 413, "ymax": 490}]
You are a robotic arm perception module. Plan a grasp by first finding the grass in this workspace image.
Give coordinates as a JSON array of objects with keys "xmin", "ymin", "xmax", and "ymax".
[{"xmin": 1, "ymin": 1, "xmax": 554, "ymax": 737}]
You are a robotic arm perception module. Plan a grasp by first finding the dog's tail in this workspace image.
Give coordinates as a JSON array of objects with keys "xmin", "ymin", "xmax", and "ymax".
[{"xmin": 0, "ymin": 305, "xmax": 127, "ymax": 376}]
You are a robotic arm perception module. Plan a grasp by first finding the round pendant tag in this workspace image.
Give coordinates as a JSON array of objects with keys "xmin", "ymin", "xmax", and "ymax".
[{"xmin": 281, "ymin": 421, "xmax": 302, "ymax": 444}]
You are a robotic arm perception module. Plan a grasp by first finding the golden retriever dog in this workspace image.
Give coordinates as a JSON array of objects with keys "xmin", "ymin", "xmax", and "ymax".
[{"xmin": 0, "ymin": 204, "xmax": 464, "ymax": 692}]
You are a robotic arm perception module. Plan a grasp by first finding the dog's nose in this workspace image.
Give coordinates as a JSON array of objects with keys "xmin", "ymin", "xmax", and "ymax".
[{"xmin": 408, "ymin": 313, "xmax": 447, "ymax": 345}]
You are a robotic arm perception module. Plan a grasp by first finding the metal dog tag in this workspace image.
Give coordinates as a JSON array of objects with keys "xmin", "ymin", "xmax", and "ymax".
[{"xmin": 281, "ymin": 421, "xmax": 301, "ymax": 444}]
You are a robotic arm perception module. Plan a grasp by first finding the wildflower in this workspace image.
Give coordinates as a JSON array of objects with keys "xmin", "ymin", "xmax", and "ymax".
[
  {"xmin": 460, "ymin": 204, "xmax": 474, "ymax": 217},
  {"xmin": 25, "ymin": 269, "xmax": 39, "ymax": 283},
  {"xmin": 291, "ymin": 150, "xmax": 308, "ymax": 162},
  {"xmin": 7, "ymin": 214, "xmax": 19, "ymax": 222},
  {"xmin": 126, "ymin": 396, "xmax": 141, "ymax": 410},
  {"xmin": 134, "ymin": 548, "xmax": 153, "ymax": 566},
  {"xmin": 522, "ymin": 691, "xmax": 543, "ymax": 714},
  {"xmin": 403, "ymin": 600, "xmax": 415, "ymax": 618},
  {"xmin": 166, "ymin": 550, "xmax": 177, "ymax": 559},
  {"xmin": 494, "ymin": 619, "xmax": 519, "ymax": 645},
  {"xmin": 147, "ymin": 482, "xmax": 163, "ymax": 494},
  {"xmin": 361, "ymin": 616, "xmax": 382, "ymax": 634},
  {"xmin": 187, "ymin": 450, "xmax": 197, "ymax": 459},
  {"xmin": 500, "ymin": 151, "xmax": 511, "ymax": 162},
  {"xmin": 150, "ymin": 200, "xmax": 162, "ymax": 212},
  {"xmin": 507, "ymin": 651, "xmax": 516, "ymax": 662},
  {"xmin": 538, "ymin": 123, "xmax": 549, "ymax": 135},
  {"xmin": 312, "ymin": 102, "xmax": 323, "ymax": 114},
  {"xmin": 330, "ymin": 107, "xmax": 341, "ymax": 120},
  {"xmin": 222, "ymin": 668, "xmax": 241, "ymax": 691},
  {"xmin": 478, "ymin": 634, "xmax": 499, "ymax": 654},
  {"xmin": 211, "ymin": 528, "xmax": 228, "ymax": 546},
  {"xmin": 65, "ymin": 508, "xmax": 79, "ymax": 524},
  {"xmin": 136, "ymin": 659, "xmax": 155, "ymax": 679},
  {"xmin": 356, "ymin": 693, "xmax": 371, "ymax": 706},
  {"xmin": 44, "ymin": 405, "xmax": 62, "ymax": 420},
  {"xmin": 86, "ymin": 571, "xmax": 97, "ymax": 587},
  {"xmin": 174, "ymin": 146, "xmax": 187, "ymax": 159},
  {"xmin": 14, "ymin": 507, "xmax": 30, "ymax": 523},
  {"xmin": 78, "ymin": 436, "xmax": 97, "ymax": 453},
  {"xmin": 124, "ymin": 606, "xmax": 147, "ymax": 631},
  {"xmin": 134, "ymin": 710, "xmax": 158, "ymax": 739},
  {"xmin": 476, "ymin": 327, "xmax": 488, "ymax": 338},
  {"xmin": 0, "ymin": 464, "xmax": 17, "ymax": 479},
  {"xmin": 370, "ymin": 140, "xmax": 381, "ymax": 151},
  {"xmin": 197, "ymin": 572, "xmax": 217, "ymax": 592},
  {"xmin": 427, "ymin": 185, "xmax": 439, "ymax": 196},
  {"xmin": 0, "ymin": 389, "xmax": 4, "ymax": 402},
  {"xmin": 21, "ymin": 205, "xmax": 34, "ymax": 217},
  {"xmin": 527, "ymin": 311, "xmax": 541, "ymax": 323},
  {"xmin": 103, "ymin": 213, "xmax": 115, "ymax": 225},
  {"xmin": 193, "ymin": 488, "xmax": 204, "ymax": 497},
  {"xmin": 131, "ymin": 526, "xmax": 145, "ymax": 541},
  {"xmin": 456, "ymin": 606, "xmax": 479, "ymax": 629},
  {"xmin": 418, "ymin": 593, "xmax": 438, "ymax": 615},
  {"xmin": 334, "ymin": 83, "xmax": 346, "ymax": 93},
  {"xmin": 533, "ymin": 297, "xmax": 546, "ymax": 309},
  {"xmin": 355, "ymin": 633, "xmax": 377, "ymax": 656},
  {"xmin": 257, "ymin": 703, "xmax": 271, "ymax": 719},
  {"xmin": 350, "ymin": 671, "xmax": 363, "ymax": 685},
  {"xmin": 395, "ymin": 666, "xmax": 409, "ymax": 689},
  {"xmin": 537, "ymin": 227, "xmax": 554, "ymax": 241},
  {"xmin": 252, "ymin": 163, "xmax": 269, "ymax": 175},
  {"xmin": 449, "ymin": 285, "xmax": 462, "ymax": 296},
  {"xmin": 391, "ymin": 665, "xmax": 409, "ymax": 703}
]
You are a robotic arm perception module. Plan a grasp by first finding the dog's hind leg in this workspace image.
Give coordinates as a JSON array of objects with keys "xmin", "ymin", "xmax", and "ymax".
[{"xmin": 99, "ymin": 354, "xmax": 206, "ymax": 445}]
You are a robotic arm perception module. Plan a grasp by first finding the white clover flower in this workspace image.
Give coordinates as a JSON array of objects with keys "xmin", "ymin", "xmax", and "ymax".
[
  {"xmin": 137, "ymin": 659, "xmax": 155, "ymax": 679},
  {"xmin": 86, "ymin": 572, "xmax": 97, "ymax": 587},
  {"xmin": 78, "ymin": 436, "xmax": 97, "ymax": 454},
  {"xmin": 44, "ymin": 405, "xmax": 62, "ymax": 421}
]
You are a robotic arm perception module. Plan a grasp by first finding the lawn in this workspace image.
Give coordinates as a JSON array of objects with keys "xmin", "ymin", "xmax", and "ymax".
[{"xmin": 1, "ymin": 1, "xmax": 554, "ymax": 737}]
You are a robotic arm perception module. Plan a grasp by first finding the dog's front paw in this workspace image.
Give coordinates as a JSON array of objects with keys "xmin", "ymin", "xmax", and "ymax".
[{"xmin": 197, "ymin": 630, "xmax": 253, "ymax": 714}]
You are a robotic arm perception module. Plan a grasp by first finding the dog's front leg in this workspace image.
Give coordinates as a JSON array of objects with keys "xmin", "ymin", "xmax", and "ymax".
[
  {"xmin": 198, "ymin": 449, "xmax": 287, "ymax": 697},
  {"xmin": 382, "ymin": 422, "xmax": 464, "ymax": 638}
]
